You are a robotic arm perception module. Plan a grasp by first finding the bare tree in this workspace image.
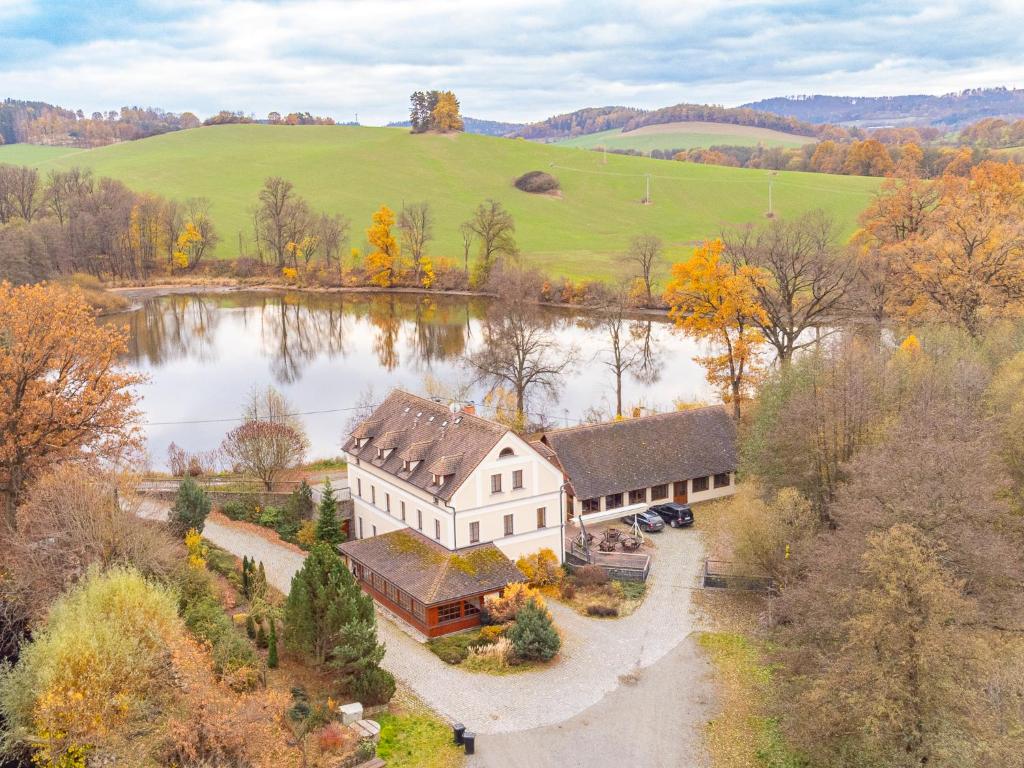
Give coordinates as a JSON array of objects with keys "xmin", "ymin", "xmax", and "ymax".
[
  {"xmin": 465, "ymin": 199, "xmax": 517, "ymax": 285},
  {"xmin": 459, "ymin": 222, "xmax": 475, "ymax": 277},
  {"xmin": 0, "ymin": 165, "xmax": 41, "ymax": 223},
  {"xmin": 253, "ymin": 176, "xmax": 313, "ymax": 268},
  {"xmin": 466, "ymin": 267, "xmax": 576, "ymax": 428},
  {"xmin": 724, "ymin": 211, "xmax": 854, "ymax": 362},
  {"xmin": 398, "ymin": 201, "xmax": 433, "ymax": 264},
  {"xmin": 626, "ymin": 234, "xmax": 663, "ymax": 306}
]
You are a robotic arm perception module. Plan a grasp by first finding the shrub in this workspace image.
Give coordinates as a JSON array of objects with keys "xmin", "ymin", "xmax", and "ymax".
[
  {"xmin": 507, "ymin": 598, "xmax": 560, "ymax": 662},
  {"xmin": 245, "ymin": 614, "xmax": 257, "ymax": 639},
  {"xmin": 297, "ymin": 519, "xmax": 318, "ymax": 549},
  {"xmin": 585, "ymin": 599, "xmax": 620, "ymax": 617},
  {"xmin": 220, "ymin": 493, "xmax": 260, "ymax": 522},
  {"xmin": 514, "ymin": 170, "xmax": 560, "ymax": 194},
  {"xmin": 484, "ymin": 582, "xmax": 546, "ymax": 624},
  {"xmin": 462, "ymin": 637, "xmax": 513, "ymax": 673},
  {"xmin": 615, "ymin": 580, "xmax": 647, "ymax": 601},
  {"xmin": 180, "ymin": 573, "xmax": 258, "ymax": 678},
  {"xmin": 255, "ymin": 621, "xmax": 268, "ymax": 649},
  {"xmin": 318, "ymin": 722, "xmax": 348, "ymax": 753},
  {"xmin": 170, "ymin": 477, "xmax": 211, "ymax": 536},
  {"xmin": 350, "ymin": 665, "xmax": 396, "ymax": 705},
  {"xmin": 559, "ymin": 579, "xmax": 577, "ymax": 600},
  {"xmin": 574, "ymin": 564, "xmax": 609, "ymax": 587},
  {"xmin": 478, "ymin": 624, "xmax": 507, "ymax": 643},
  {"xmin": 515, "ymin": 548, "xmax": 562, "ymax": 587},
  {"xmin": 0, "ymin": 567, "xmax": 183, "ymax": 764},
  {"xmin": 258, "ymin": 505, "xmax": 282, "ymax": 528},
  {"xmin": 205, "ymin": 546, "xmax": 238, "ymax": 580},
  {"xmin": 427, "ymin": 631, "xmax": 486, "ymax": 664}
]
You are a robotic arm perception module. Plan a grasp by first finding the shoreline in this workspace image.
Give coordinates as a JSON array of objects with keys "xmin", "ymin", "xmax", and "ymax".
[{"xmin": 105, "ymin": 280, "xmax": 675, "ymax": 319}]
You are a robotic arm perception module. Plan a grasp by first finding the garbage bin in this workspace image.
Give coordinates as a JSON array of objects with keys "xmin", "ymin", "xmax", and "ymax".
[
  {"xmin": 463, "ymin": 731, "xmax": 476, "ymax": 755},
  {"xmin": 452, "ymin": 723, "xmax": 466, "ymax": 745}
]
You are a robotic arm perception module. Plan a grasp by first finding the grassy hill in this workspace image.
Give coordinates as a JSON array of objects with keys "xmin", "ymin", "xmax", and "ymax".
[
  {"xmin": 0, "ymin": 125, "xmax": 879, "ymax": 280},
  {"xmin": 555, "ymin": 121, "xmax": 813, "ymax": 152}
]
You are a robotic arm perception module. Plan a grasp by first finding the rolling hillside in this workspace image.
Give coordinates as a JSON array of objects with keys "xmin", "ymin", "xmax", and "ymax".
[
  {"xmin": 555, "ymin": 121, "xmax": 814, "ymax": 152},
  {"xmin": 0, "ymin": 124, "xmax": 880, "ymax": 280}
]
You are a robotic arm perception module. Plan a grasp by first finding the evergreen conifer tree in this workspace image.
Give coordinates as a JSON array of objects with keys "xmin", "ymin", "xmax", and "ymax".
[
  {"xmin": 315, "ymin": 479, "xmax": 343, "ymax": 546},
  {"xmin": 283, "ymin": 543, "xmax": 372, "ymax": 666},
  {"xmin": 267, "ymin": 620, "xmax": 279, "ymax": 669},
  {"xmin": 508, "ymin": 598, "xmax": 560, "ymax": 661}
]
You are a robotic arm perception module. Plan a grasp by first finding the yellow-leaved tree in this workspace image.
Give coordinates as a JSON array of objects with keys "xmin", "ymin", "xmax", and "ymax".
[
  {"xmin": 431, "ymin": 91, "xmax": 464, "ymax": 133},
  {"xmin": 663, "ymin": 239, "xmax": 768, "ymax": 419},
  {"xmin": 365, "ymin": 206, "xmax": 400, "ymax": 287}
]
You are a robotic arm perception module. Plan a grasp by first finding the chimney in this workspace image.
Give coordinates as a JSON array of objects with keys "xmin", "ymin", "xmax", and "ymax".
[{"xmin": 460, "ymin": 402, "xmax": 476, "ymax": 416}]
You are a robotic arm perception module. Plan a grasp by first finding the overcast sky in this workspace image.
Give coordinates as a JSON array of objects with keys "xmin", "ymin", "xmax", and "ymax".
[{"xmin": 2, "ymin": 0, "xmax": 1023, "ymax": 125}]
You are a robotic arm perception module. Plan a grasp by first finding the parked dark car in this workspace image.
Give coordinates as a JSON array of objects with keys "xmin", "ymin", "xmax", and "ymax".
[
  {"xmin": 648, "ymin": 502, "xmax": 694, "ymax": 528},
  {"xmin": 621, "ymin": 510, "xmax": 665, "ymax": 532}
]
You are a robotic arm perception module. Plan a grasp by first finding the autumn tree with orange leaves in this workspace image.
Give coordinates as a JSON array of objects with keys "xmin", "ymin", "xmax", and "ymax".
[
  {"xmin": 663, "ymin": 240, "xmax": 768, "ymax": 419},
  {"xmin": 0, "ymin": 282, "xmax": 142, "ymax": 529},
  {"xmin": 365, "ymin": 205, "xmax": 401, "ymax": 287},
  {"xmin": 858, "ymin": 160, "xmax": 1024, "ymax": 334}
]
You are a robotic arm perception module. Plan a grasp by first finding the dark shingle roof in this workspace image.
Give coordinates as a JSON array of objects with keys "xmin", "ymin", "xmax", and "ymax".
[
  {"xmin": 339, "ymin": 530, "xmax": 523, "ymax": 605},
  {"xmin": 541, "ymin": 406, "xmax": 737, "ymax": 501},
  {"xmin": 344, "ymin": 390, "xmax": 507, "ymax": 502}
]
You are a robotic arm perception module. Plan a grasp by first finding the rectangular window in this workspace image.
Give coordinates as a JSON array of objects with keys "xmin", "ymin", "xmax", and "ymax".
[
  {"xmin": 372, "ymin": 524, "xmax": 377, "ymax": 537},
  {"xmin": 629, "ymin": 488, "xmax": 646, "ymax": 505},
  {"xmin": 437, "ymin": 602, "xmax": 462, "ymax": 623},
  {"xmin": 582, "ymin": 498, "xmax": 600, "ymax": 513},
  {"xmin": 371, "ymin": 486, "xmax": 376, "ymax": 505},
  {"xmin": 358, "ymin": 518, "xmax": 364, "ymax": 539},
  {"xmin": 357, "ymin": 478, "xmax": 362, "ymax": 497},
  {"xmin": 491, "ymin": 474, "xmax": 502, "ymax": 493},
  {"xmin": 398, "ymin": 591, "xmax": 411, "ymax": 610},
  {"xmin": 400, "ymin": 500, "xmax": 406, "ymax": 521},
  {"xmin": 385, "ymin": 493, "xmax": 391, "ymax": 513},
  {"xmin": 651, "ymin": 484, "xmax": 668, "ymax": 500},
  {"xmin": 413, "ymin": 601, "xmax": 426, "ymax": 620},
  {"xmin": 512, "ymin": 469, "xmax": 523, "ymax": 489},
  {"xmin": 417, "ymin": 509, "xmax": 423, "ymax": 530},
  {"xmin": 469, "ymin": 521, "xmax": 480, "ymax": 543},
  {"xmin": 536, "ymin": 507, "xmax": 547, "ymax": 529},
  {"xmin": 503, "ymin": 513, "xmax": 514, "ymax": 536},
  {"xmin": 434, "ymin": 519, "xmax": 441, "ymax": 540},
  {"xmin": 386, "ymin": 582, "xmax": 398, "ymax": 601},
  {"xmin": 463, "ymin": 598, "xmax": 481, "ymax": 617},
  {"xmin": 605, "ymin": 492, "xmax": 623, "ymax": 510},
  {"xmin": 714, "ymin": 472, "xmax": 731, "ymax": 488},
  {"xmin": 692, "ymin": 476, "xmax": 709, "ymax": 493}
]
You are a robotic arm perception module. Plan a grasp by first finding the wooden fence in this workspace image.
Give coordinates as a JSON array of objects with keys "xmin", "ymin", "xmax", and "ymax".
[
  {"xmin": 566, "ymin": 541, "xmax": 651, "ymax": 582},
  {"xmin": 701, "ymin": 559, "xmax": 774, "ymax": 593}
]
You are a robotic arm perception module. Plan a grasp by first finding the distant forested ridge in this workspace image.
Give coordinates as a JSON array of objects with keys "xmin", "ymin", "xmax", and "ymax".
[
  {"xmin": 745, "ymin": 87, "xmax": 1024, "ymax": 127},
  {"xmin": 387, "ymin": 115, "xmax": 522, "ymax": 136},
  {"xmin": 512, "ymin": 103, "xmax": 817, "ymax": 141}
]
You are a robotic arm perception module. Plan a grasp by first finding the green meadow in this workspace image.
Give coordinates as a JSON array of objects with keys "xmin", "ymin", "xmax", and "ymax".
[{"xmin": 0, "ymin": 124, "xmax": 879, "ymax": 280}]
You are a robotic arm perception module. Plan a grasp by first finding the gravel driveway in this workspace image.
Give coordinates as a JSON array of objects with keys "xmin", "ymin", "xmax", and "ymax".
[{"xmin": 140, "ymin": 497, "xmax": 712, "ymax": 748}]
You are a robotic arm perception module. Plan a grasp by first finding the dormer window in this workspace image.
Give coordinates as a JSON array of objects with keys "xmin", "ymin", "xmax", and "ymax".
[
  {"xmin": 356, "ymin": 437, "xmax": 369, "ymax": 449},
  {"xmin": 431, "ymin": 472, "xmax": 449, "ymax": 486},
  {"xmin": 403, "ymin": 459, "xmax": 420, "ymax": 473},
  {"xmin": 376, "ymin": 447, "xmax": 394, "ymax": 461}
]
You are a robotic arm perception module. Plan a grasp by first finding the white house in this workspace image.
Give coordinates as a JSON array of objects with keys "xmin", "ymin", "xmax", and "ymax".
[{"xmin": 339, "ymin": 390, "xmax": 566, "ymax": 637}]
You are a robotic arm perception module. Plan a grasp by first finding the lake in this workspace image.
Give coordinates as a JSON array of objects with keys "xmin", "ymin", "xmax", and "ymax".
[{"xmin": 109, "ymin": 290, "xmax": 718, "ymax": 469}]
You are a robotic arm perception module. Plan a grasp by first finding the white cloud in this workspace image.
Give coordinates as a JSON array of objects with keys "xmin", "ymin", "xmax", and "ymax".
[{"xmin": 1, "ymin": 0, "xmax": 1022, "ymax": 123}]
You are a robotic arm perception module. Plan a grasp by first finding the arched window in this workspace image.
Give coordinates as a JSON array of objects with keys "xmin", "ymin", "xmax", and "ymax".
[{"xmin": 498, "ymin": 447, "xmax": 515, "ymax": 459}]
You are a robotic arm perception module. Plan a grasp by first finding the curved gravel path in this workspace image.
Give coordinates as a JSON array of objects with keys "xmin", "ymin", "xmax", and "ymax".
[{"xmin": 139, "ymin": 498, "xmax": 708, "ymax": 735}]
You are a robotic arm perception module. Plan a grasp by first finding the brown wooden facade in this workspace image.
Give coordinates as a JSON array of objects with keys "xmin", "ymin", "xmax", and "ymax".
[{"xmin": 348, "ymin": 556, "xmax": 494, "ymax": 638}]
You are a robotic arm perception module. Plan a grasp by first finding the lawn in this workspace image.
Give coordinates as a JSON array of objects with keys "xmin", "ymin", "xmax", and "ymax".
[
  {"xmin": 374, "ymin": 709, "xmax": 465, "ymax": 768},
  {"xmin": 0, "ymin": 124, "xmax": 879, "ymax": 281},
  {"xmin": 698, "ymin": 632, "xmax": 803, "ymax": 768},
  {"xmin": 555, "ymin": 121, "xmax": 814, "ymax": 152}
]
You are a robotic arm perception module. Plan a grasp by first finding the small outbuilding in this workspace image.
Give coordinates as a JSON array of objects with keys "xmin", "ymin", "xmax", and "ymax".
[{"xmin": 339, "ymin": 529, "xmax": 524, "ymax": 638}]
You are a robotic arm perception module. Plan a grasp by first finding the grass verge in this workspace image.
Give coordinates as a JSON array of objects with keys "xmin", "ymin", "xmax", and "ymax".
[
  {"xmin": 374, "ymin": 711, "xmax": 464, "ymax": 768},
  {"xmin": 698, "ymin": 632, "xmax": 803, "ymax": 768}
]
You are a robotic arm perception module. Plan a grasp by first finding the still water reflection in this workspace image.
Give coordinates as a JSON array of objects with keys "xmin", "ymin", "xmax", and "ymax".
[{"xmin": 109, "ymin": 291, "xmax": 717, "ymax": 467}]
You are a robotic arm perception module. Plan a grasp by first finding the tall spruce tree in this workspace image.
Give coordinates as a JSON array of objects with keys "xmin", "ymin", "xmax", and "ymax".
[
  {"xmin": 283, "ymin": 543, "xmax": 373, "ymax": 665},
  {"xmin": 315, "ymin": 479, "xmax": 343, "ymax": 545}
]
